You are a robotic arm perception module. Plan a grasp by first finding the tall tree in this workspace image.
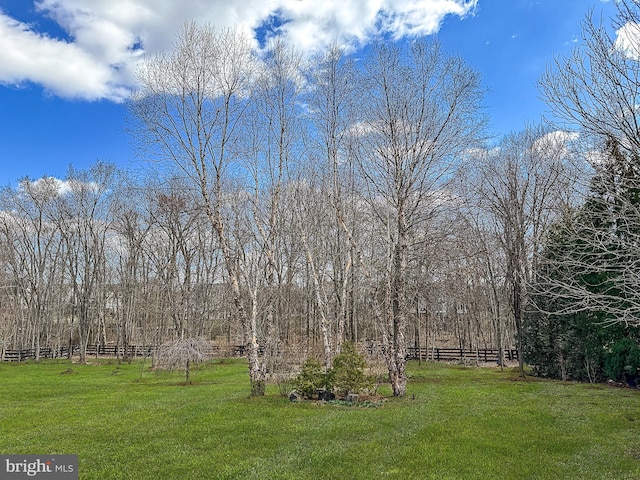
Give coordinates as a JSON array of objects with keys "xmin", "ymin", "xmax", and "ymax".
[
  {"xmin": 526, "ymin": 139, "xmax": 640, "ymax": 381},
  {"xmin": 302, "ymin": 44, "xmax": 359, "ymax": 365},
  {"xmin": 0, "ymin": 178, "xmax": 63, "ymax": 356},
  {"xmin": 241, "ymin": 38, "xmax": 303, "ymax": 392},
  {"xmin": 54, "ymin": 162, "xmax": 116, "ymax": 363},
  {"xmin": 538, "ymin": 0, "xmax": 640, "ymax": 327},
  {"xmin": 469, "ymin": 126, "xmax": 579, "ymax": 375},
  {"xmin": 130, "ymin": 22, "xmax": 264, "ymax": 392},
  {"xmin": 347, "ymin": 40, "xmax": 486, "ymax": 396},
  {"xmin": 131, "ymin": 23, "xmax": 305, "ymax": 395}
]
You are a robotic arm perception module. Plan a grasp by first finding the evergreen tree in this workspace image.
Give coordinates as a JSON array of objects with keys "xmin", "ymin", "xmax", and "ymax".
[{"xmin": 526, "ymin": 140, "xmax": 640, "ymax": 383}]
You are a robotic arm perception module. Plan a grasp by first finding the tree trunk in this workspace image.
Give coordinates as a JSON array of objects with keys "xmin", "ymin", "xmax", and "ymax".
[
  {"xmin": 389, "ymin": 231, "xmax": 408, "ymax": 396},
  {"xmin": 513, "ymin": 275, "xmax": 525, "ymax": 377}
]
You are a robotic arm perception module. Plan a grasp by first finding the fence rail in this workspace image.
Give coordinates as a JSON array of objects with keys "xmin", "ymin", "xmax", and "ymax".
[
  {"xmin": 1, "ymin": 344, "xmax": 518, "ymax": 363},
  {"xmin": 406, "ymin": 346, "xmax": 518, "ymax": 363},
  {"xmin": 0, "ymin": 345, "xmax": 158, "ymax": 362}
]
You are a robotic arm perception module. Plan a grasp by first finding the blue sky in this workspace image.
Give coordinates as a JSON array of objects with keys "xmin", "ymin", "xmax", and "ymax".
[{"xmin": 0, "ymin": 0, "xmax": 617, "ymax": 186}]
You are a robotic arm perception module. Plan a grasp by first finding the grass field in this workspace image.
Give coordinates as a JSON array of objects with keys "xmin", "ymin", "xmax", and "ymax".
[{"xmin": 0, "ymin": 358, "xmax": 638, "ymax": 479}]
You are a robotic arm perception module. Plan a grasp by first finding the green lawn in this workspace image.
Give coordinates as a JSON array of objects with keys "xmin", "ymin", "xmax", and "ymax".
[{"xmin": 1, "ymin": 358, "xmax": 638, "ymax": 479}]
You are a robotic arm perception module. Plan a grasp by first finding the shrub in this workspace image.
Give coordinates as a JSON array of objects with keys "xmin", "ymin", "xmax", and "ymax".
[
  {"xmin": 604, "ymin": 338, "xmax": 640, "ymax": 383},
  {"xmin": 294, "ymin": 357, "xmax": 329, "ymax": 398},
  {"xmin": 294, "ymin": 344, "xmax": 377, "ymax": 400},
  {"xmin": 330, "ymin": 342, "xmax": 373, "ymax": 397}
]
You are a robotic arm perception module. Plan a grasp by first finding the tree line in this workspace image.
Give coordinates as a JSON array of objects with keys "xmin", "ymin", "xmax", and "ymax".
[{"xmin": 2, "ymin": 0, "xmax": 640, "ymax": 394}]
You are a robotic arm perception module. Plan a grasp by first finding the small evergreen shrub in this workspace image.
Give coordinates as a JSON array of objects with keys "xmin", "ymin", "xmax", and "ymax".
[
  {"xmin": 294, "ymin": 343, "xmax": 377, "ymax": 400},
  {"xmin": 330, "ymin": 342, "xmax": 374, "ymax": 397},
  {"xmin": 294, "ymin": 357, "xmax": 329, "ymax": 398}
]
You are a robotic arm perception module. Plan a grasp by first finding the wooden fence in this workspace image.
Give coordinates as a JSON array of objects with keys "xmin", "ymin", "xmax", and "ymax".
[
  {"xmin": 0, "ymin": 344, "xmax": 158, "ymax": 362},
  {"xmin": 406, "ymin": 346, "xmax": 518, "ymax": 363},
  {"xmin": 1, "ymin": 344, "xmax": 517, "ymax": 363}
]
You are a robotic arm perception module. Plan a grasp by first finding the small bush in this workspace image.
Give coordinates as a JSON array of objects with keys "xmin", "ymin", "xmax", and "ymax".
[
  {"xmin": 294, "ymin": 344, "xmax": 377, "ymax": 400},
  {"xmin": 330, "ymin": 342, "xmax": 374, "ymax": 397},
  {"xmin": 294, "ymin": 357, "xmax": 329, "ymax": 398}
]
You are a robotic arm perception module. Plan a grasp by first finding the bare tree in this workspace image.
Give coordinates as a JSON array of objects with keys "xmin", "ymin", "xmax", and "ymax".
[
  {"xmin": 536, "ymin": 0, "xmax": 640, "ymax": 326},
  {"xmin": 54, "ymin": 162, "xmax": 116, "ymax": 363},
  {"xmin": 131, "ymin": 23, "xmax": 307, "ymax": 395},
  {"xmin": 456, "ymin": 207, "xmax": 511, "ymax": 366},
  {"xmin": 468, "ymin": 126, "xmax": 580, "ymax": 374},
  {"xmin": 292, "ymin": 168, "xmax": 337, "ymax": 368},
  {"xmin": 154, "ymin": 336, "xmax": 211, "ymax": 384},
  {"xmin": 131, "ymin": 22, "xmax": 259, "ymax": 390},
  {"xmin": 346, "ymin": 40, "xmax": 486, "ymax": 396},
  {"xmin": 296, "ymin": 44, "xmax": 359, "ymax": 366},
  {"xmin": 540, "ymin": 0, "xmax": 640, "ymax": 157},
  {"xmin": 239, "ymin": 38, "xmax": 305, "ymax": 390},
  {"xmin": 0, "ymin": 178, "xmax": 64, "ymax": 356},
  {"xmin": 111, "ymin": 176, "xmax": 153, "ymax": 359},
  {"xmin": 533, "ymin": 138, "xmax": 640, "ymax": 324}
]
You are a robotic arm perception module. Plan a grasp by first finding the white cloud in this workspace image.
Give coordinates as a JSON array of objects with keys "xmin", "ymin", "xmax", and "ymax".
[
  {"xmin": 21, "ymin": 176, "xmax": 73, "ymax": 196},
  {"xmin": 615, "ymin": 21, "xmax": 640, "ymax": 59},
  {"xmin": 376, "ymin": 0, "xmax": 475, "ymax": 40},
  {"xmin": 15, "ymin": 175, "xmax": 104, "ymax": 198},
  {"xmin": 0, "ymin": 13, "xmax": 129, "ymax": 100},
  {"xmin": 0, "ymin": 0, "xmax": 477, "ymax": 101},
  {"xmin": 531, "ymin": 130, "xmax": 579, "ymax": 158}
]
